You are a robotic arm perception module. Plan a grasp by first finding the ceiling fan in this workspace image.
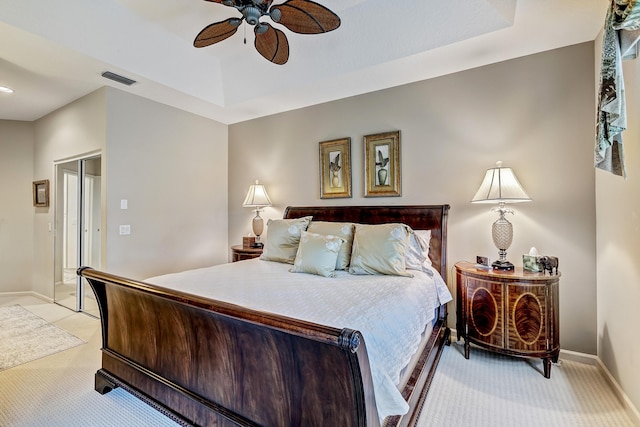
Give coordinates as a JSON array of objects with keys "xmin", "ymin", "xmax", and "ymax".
[{"xmin": 194, "ymin": 0, "xmax": 341, "ymax": 65}]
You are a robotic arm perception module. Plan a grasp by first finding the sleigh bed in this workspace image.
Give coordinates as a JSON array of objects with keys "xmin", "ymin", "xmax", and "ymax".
[{"xmin": 78, "ymin": 205, "xmax": 451, "ymax": 427}]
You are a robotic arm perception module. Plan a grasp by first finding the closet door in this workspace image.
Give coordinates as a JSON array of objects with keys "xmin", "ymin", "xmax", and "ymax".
[{"xmin": 54, "ymin": 155, "xmax": 101, "ymax": 315}]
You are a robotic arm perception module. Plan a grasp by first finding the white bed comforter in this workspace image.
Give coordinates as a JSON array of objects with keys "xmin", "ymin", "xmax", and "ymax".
[{"xmin": 147, "ymin": 259, "xmax": 452, "ymax": 421}]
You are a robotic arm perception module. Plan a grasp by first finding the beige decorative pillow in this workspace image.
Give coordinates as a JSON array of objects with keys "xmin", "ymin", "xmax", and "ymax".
[
  {"xmin": 348, "ymin": 223, "xmax": 412, "ymax": 277},
  {"xmin": 307, "ymin": 221, "xmax": 355, "ymax": 270},
  {"xmin": 289, "ymin": 231, "xmax": 345, "ymax": 277},
  {"xmin": 260, "ymin": 216, "xmax": 312, "ymax": 264}
]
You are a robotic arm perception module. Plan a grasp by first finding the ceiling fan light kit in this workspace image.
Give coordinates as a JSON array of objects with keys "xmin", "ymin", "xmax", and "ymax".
[{"xmin": 195, "ymin": 0, "xmax": 341, "ymax": 64}]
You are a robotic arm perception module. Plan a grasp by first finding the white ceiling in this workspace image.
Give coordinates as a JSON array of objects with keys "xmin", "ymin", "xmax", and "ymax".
[{"xmin": 0, "ymin": 0, "xmax": 608, "ymax": 125}]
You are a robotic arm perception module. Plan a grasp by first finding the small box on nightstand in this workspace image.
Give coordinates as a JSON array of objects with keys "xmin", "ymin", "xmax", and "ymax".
[
  {"xmin": 523, "ymin": 255, "xmax": 542, "ymax": 272},
  {"xmin": 243, "ymin": 236, "xmax": 256, "ymax": 249}
]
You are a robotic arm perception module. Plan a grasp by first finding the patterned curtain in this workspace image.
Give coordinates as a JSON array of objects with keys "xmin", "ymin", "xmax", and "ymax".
[{"xmin": 596, "ymin": 0, "xmax": 640, "ymax": 177}]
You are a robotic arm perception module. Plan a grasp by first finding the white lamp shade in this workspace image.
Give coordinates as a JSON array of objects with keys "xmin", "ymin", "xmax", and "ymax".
[
  {"xmin": 471, "ymin": 162, "xmax": 531, "ymax": 204},
  {"xmin": 242, "ymin": 180, "xmax": 272, "ymax": 207}
]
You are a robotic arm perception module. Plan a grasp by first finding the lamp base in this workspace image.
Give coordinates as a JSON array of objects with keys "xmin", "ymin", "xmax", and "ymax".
[{"xmin": 492, "ymin": 259, "xmax": 514, "ymax": 271}]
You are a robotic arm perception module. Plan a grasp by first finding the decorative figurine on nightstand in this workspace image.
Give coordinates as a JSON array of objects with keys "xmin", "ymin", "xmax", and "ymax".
[{"xmin": 537, "ymin": 255, "xmax": 559, "ymax": 275}]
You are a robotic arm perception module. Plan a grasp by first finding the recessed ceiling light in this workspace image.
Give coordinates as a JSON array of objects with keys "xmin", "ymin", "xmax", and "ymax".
[{"xmin": 0, "ymin": 86, "xmax": 13, "ymax": 93}]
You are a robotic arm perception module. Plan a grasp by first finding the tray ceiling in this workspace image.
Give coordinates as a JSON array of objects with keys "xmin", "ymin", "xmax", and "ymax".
[{"xmin": 0, "ymin": 0, "xmax": 607, "ymax": 124}]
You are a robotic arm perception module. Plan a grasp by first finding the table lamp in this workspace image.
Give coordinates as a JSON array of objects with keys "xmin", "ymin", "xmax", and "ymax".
[
  {"xmin": 471, "ymin": 161, "xmax": 531, "ymax": 270},
  {"xmin": 242, "ymin": 180, "xmax": 272, "ymax": 248}
]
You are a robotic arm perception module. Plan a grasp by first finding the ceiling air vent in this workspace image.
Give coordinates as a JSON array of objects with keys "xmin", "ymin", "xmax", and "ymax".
[{"xmin": 101, "ymin": 71, "xmax": 136, "ymax": 86}]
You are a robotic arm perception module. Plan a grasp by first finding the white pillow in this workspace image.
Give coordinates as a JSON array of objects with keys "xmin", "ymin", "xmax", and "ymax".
[
  {"xmin": 290, "ymin": 231, "xmax": 345, "ymax": 278},
  {"xmin": 348, "ymin": 223, "xmax": 412, "ymax": 277},
  {"xmin": 260, "ymin": 216, "xmax": 312, "ymax": 264}
]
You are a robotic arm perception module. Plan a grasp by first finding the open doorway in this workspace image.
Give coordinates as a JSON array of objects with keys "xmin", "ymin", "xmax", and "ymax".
[{"xmin": 53, "ymin": 155, "xmax": 101, "ymax": 316}]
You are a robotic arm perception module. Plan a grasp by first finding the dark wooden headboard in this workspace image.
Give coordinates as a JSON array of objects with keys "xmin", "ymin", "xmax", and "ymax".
[{"xmin": 283, "ymin": 205, "xmax": 450, "ymax": 281}]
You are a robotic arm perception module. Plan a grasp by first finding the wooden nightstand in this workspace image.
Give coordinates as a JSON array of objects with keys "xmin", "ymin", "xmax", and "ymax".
[
  {"xmin": 455, "ymin": 261, "xmax": 560, "ymax": 378},
  {"xmin": 231, "ymin": 245, "xmax": 263, "ymax": 262}
]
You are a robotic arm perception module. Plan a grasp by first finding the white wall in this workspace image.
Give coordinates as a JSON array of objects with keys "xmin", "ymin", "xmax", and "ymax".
[
  {"xmin": 104, "ymin": 88, "xmax": 229, "ymax": 279},
  {"xmin": 596, "ymin": 40, "xmax": 640, "ymax": 413},
  {"xmin": 0, "ymin": 121, "xmax": 34, "ymax": 292},
  {"xmin": 229, "ymin": 43, "xmax": 597, "ymax": 354}
]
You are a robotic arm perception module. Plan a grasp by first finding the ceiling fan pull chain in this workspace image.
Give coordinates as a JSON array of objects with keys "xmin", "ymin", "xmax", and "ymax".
[{"xmin": 244, "ymin": 21, "xmax": 247, "ymax": 45}]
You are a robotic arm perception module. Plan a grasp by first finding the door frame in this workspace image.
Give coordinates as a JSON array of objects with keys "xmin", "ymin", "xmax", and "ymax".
[{"xmin": 53, "ymin": 152, "xmax": 102, "ymax": 313}]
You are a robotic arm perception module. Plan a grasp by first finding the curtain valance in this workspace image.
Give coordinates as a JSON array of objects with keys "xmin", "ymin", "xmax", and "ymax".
[{"xmin": 596, "ymin": 0, "xmax": 640, "ymax": 177}]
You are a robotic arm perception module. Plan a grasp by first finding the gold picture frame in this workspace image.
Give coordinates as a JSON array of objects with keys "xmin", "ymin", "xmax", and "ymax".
[
  {"xmin": 33, "ymin": 179, "xmax": 49, "ymax": 207},
  {"xmin": 319, "ymin": 137, "xmax": 352, "ymax": 199},
  {"xmin": 364, "ymin": 131, "xmax": 401, "ymax": 197}
]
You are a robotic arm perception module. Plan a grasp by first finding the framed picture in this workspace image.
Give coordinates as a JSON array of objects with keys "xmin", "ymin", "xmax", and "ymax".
[
  {"xmin": 319, "ymin": 137, "xmax": 352, "ymax": 199},
  {"xmin": 364, "ymin": 131, "xmax": 401, "ymax": 197},
  {"xmin": 33, "ymin": 179, "xmax": 49, "ymax": 207}
]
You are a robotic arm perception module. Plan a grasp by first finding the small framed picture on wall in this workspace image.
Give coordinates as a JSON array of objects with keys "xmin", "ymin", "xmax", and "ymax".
[
  {"xmin": 319, "ymin": 137, "xmax": 352, "ymax": 199},
  {"xmin": 364, "ymin": 131, "xmax": 401, "ymax": 197},
  {"xmin": 33, "ymin": 179, "xmax": 49, "ymax": 207}
]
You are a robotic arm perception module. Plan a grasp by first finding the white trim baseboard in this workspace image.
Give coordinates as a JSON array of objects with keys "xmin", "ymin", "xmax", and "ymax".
[
  {"xmin": 559, "ymin": 348, "xmax": 598, "ymax": 365},
  {"xmin": 0, "ymin": 291, "xmax": 53, "ymax": 303},
  {"xmin": 595, "ymin": 357, "xmax": 640, "ymax": 426}
]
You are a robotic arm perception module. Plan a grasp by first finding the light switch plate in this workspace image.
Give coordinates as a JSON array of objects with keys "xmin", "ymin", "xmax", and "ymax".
[
  {"xmin": 120, "ymin": 199, "xmax": 128, "ymax": 209},
  {"xmin": 119, "ymin": 225, "xmax": 131, "ymax": 235}
]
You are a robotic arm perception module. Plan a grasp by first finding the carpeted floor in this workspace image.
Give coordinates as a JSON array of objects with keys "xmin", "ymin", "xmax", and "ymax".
[
  {"xmin": 0, "ymin": 305, "xmax": 84, "ymax": 371},
  {"xmin": 421, "ymin": 342, "xmax": 635, "ymax": 426},
  {"xmin": 0, "ymin": 296, "xmax": 178, "ymax": 427},
  {"xmin": 0, "ymin": 295, "xmax": 636, "ymax": 426}
]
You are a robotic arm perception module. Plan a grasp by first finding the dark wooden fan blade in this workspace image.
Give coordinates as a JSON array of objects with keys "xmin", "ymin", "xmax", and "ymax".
[
  {"xmin": 204, "ymin": 0, "xmax": 260, "ymax": 7},
  {"xmin": 271, "ymin": 0, "xmax": 340, "ymax": 34},
  {"xmin": 254, "ymin": 23, "xmax": 289, "ymax": 65},
  {"xmin": 194, "ymin": 18, "xmax": 241, "ymax": 48}
]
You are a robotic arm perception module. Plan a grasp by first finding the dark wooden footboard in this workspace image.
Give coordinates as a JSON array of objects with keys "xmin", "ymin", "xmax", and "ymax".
[
  {"xmin": 80, "ymin": 205, "xmax": 450, "ymax": 426},
  {"xmin": 81, "ymin": 266, "xmax": 380, "ymax": 426}
]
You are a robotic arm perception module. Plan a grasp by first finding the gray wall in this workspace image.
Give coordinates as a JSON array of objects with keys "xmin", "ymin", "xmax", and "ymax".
[
  {"xmin": 104, "ymin": 88, "xmax": 229, "ymax": 279},
  {"xmin": 8, "ymin": 86, "xmax": 228, "ymax": 298},
  {"xmin": 33, "ymin": 89, "xmax": 107, "ymax": 297},
  {"xmin": 0, "ymin": 121, "xmax": 34, "ymax": 292},
  {"xmin": 229, "ymin": 42, "xmax": 597, "ymax": 354},
  {"xmin": 596, "ymin": 36, "xmax": 640, "ymax": 413}
]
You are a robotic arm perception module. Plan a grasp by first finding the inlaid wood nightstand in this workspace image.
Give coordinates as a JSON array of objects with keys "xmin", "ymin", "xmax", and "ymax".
[
  {"xmin": 231, "ymin": 245, "xmax": 263, "ymax": 262},
  {"xmin": 455, "ymin": 261, "xmax": 560, "ymax": 378}
]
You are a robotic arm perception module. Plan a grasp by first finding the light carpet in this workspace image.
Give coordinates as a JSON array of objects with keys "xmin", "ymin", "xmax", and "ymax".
[
  {"xmin": 420, "ymin": 342, "xmax": 635, "ymax": 426},
  {"xmin": 0, "ymin": 297, "xmax": 635, "ymax": 426},
  {"xmin": 0, "ymin": 297, "xmax": 179, "ymax": 427},
  {"xmin": 0, "ymin": 305, "xmax": 84, "ymax": 371}
]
